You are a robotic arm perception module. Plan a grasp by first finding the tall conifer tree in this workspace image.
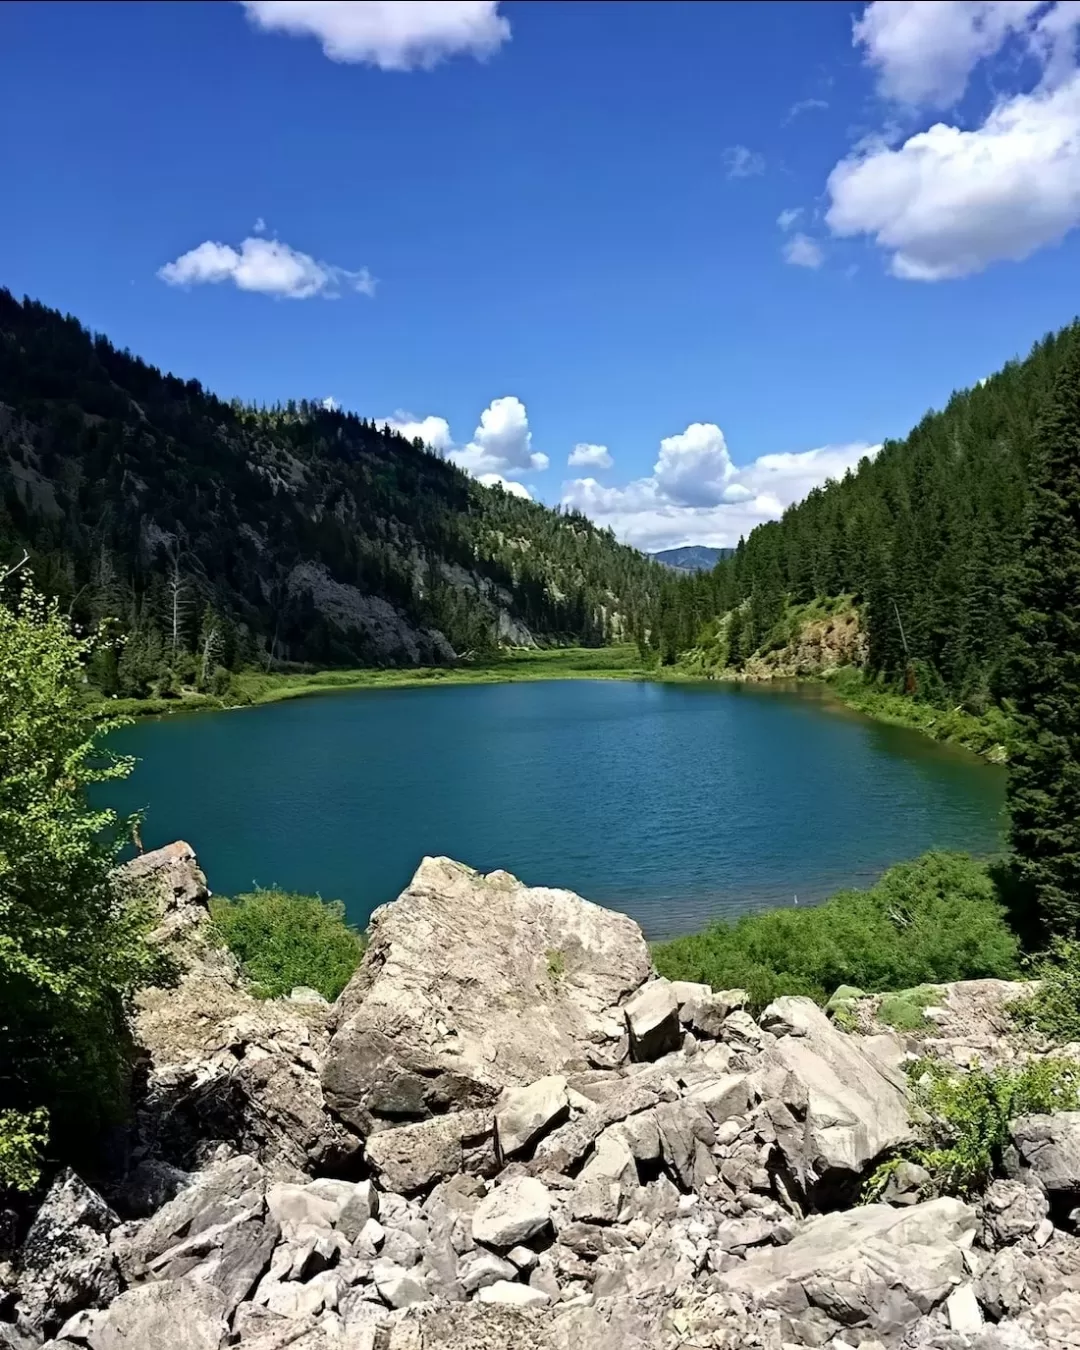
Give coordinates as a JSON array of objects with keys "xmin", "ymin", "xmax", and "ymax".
[{"xmin": 1007, "ymin": 337, "xmax": 1080, "ymax": 934}]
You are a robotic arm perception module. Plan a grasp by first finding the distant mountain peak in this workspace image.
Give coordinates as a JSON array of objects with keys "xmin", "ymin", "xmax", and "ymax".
[{"xmin": 650, "ymin": 545, "xmax": 734, "ymax": 572}]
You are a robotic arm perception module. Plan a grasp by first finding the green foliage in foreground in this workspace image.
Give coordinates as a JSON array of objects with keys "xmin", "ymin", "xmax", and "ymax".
[
  {"xmin": 211, "ymin": 889, "xmax": 366, "ymax": 1002},
  {"xmin": 869, "ymin": 1056, "xmax": 1080, "ymax": 1198},
  {"xmin": 0, "ymin": 1108, "xmax": 49, "ymax": 1193},
  {"xmin": 1010, "ymin": 938, "xmax": 1080, "ymax": 1043},
  {"xmin": 0, "ymin": 582, "xmax": 167, "ymax": 1189},
  {"xmin": 653, "ymin": 852, "xmax": 1020, "ymax": 1010}
]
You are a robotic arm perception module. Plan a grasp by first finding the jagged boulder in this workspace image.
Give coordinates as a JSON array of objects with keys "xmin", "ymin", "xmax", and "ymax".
[
  {"xmin": 113, "ymin": 1157, "xmax": 279, "ymax": 1316},
  {"xmin": 1010, "ymin": 1113, "xmax": 1080, "ymax": 1203},
  {"xmin": 322, "ymin": 858, "xmax": 652, "ymax": 1135},
  {"xmin": 15, "ymin": 1171, "xmax": 120, "ymax": 1338},
  {"xmin": 115, "ymin": 840, "xmax": 217, "ymax": 962},
  {"xmin": 758, "ymin": 996, "xmax": 914, "ymax": 1200},
  {"xmin": 125, "ymin": 845, "xmax": 358, "ymax": 1178},
  {"xmin": 718, "ymin": 1197, "xmax": 978, "ymax": 1336},
  {"xmin": 90, "ymin": 1278, "xmax": 228, "ymax": 1350}
]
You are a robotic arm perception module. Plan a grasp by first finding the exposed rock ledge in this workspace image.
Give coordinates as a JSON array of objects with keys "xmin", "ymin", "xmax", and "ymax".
[{"xmin": 3, "ymin": 844, "xmax": 1078, "ymax": 1349}]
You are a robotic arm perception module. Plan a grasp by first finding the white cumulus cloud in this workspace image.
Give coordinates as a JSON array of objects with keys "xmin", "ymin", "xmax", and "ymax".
[
  {"xmin": 383, "ymin": 412, "xmax": 454, "ymax": 452},
  {"xmin": 827, "ymin": 71, "xmax": 1080, "ymax": 279},
  {"xmin": 783, "ymin": 232, "xmax": 825, "ymax": 268},
  {"xmin": 378, "ymin": 396, "xmax": 546, "ymax": 495},
  {"xmin": 450, "ymin": 396, "xmax": 549, "ymax": 477},
  {"xmin": 653, "ymin": 423, "xmax": 736, "ymax": 507},
  {"xmin": 321, "ymin": 395, "xmax": 339, "ymax": 411},
  {"xmin": 240, "ymin": 0, "xmax": 510, "ymax": 71},
  {"xmin": 477, "ymin": 473, "xmax": 532, "ymax": 499},
  {"xmin": 777, "ymin": 207, "xmax": 804, "ymax": 231},
  {"xmin": 568, "ymin": 442, "xmax": 613, "ymax": 469},
  {"xmin": 158, "ymin": 236, "xmax": 376, "ymax": 299},
  {"xmin": 561, "ymin": 427, "xmax": 879, "ymax": 551},
  {"xmin": 853, "ymin": 0, "xmax": 1042, "ymax": 109}
]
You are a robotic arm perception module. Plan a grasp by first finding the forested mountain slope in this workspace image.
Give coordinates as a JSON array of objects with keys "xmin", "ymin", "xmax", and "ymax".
[
  {"xmin": 0, "ymin": 291, "xmax": 665, "ymax": 694},
  {"xmin": 668, "ymin": 321, "xmax": 1080, "ymax": 710},
  {"xmin": 651, "ymin": 545, "xmax": 734, "ymax": 572}
]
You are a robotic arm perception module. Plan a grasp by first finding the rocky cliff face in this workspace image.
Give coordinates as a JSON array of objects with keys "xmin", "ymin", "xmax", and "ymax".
[
  {"xmin": 741, "ymin": 607, "xmax": 867, "ymax": 682},
  {"xmin": 4, "ymin": 845, "xmax": 1080, "ymax": 1349}
]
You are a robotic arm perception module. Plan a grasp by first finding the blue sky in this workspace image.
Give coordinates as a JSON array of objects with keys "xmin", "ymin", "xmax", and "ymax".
[{"xmin": 4, "ymin": 1, "xmax": 1080, "ymax": 549}]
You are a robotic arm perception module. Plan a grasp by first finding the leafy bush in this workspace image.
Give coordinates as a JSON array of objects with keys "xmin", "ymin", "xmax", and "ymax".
[
  {"xmin": 896, "ymin": 1056, "xmax": 1080, "ymax": 1196},
  {"xmin": 1010, "ymin": 938, "xmax": 1080, "ymax": 1043},
  {"xmin": 877, "ymin": 988, "xmax": 937, "ymax": 1032},
  {"xmin": 0, "ymin": 1108, "xmax": 49, "ymax": 1192},
  {"xmin": 653, "ymin": 852, "xmax": 1020, "ymax": 1011},
  {"xmin": 0, "ymin": 580, "xmax": 167, "ymax": 1185},
  {"xmin": 211, "ymin": 889, "xmax": 366, "ymax": 1001}
]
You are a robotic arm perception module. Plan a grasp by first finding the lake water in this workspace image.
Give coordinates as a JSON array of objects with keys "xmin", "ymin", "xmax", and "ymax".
[{"xmin": 103, "ymin": 680, "xmax": 1006, "ymax": 941}]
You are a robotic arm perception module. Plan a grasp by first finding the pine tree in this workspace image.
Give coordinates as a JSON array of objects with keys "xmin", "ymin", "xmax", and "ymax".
[
  {"xmin": 726, "ymin": 607, "xmax": 745, "ymax": 670},
  {"xmin": 1007, "ymin": 337, "xmax": 1080, "ymax": 935}
]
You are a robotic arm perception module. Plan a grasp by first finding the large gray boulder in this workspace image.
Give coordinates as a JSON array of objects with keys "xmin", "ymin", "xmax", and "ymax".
[
  {"xmin": 114, "ymin": 1156, "xmax": 278, "ymax": 1318},
  {"xmin": 1010, "ymin": 1112, "xmax": 1080, "ymax": 1200},
  {"xmin": 322, "ymin": 858, "xmax": 652, "ymax": 1135},
  {"xmin": 16, "ymin": 1171, "xmax": 119, "ymax": 1338},
  {"xmin": 133, "ymin": 930, "xmax": 358, "ymax": 1177},
  {"xmin": 91, "ymin": 1278, "xmax": 228, "ymax": 1350},
  {"xmin": 759, "ymin": 996, "xmax": 914, "ymax": 1198},
  {"xmin": 115, "ymin": 840, "xmax": 217, "ymax": 961},
  {"xmin": 121, "ymin": 843, "xmax": 357, "ymax": 1180},
  {"xmin": 495, "ymin": 1077, "xmax": 569, "ymax": 1160},
  {"xmin": 719, "ymin": 1197, "xmax": 977, "ymax": 1336},
  {"xmin": 364, "ymin": 1110, "xmax": 496, "ymax": 1194},
  {"xmin": 472, "ymin": 1177, "xmax": 553, "ymax": 1249}
]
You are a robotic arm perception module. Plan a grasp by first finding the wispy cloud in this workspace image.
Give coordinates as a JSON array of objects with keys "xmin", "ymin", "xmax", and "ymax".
[
  {"xmin": 783, "ymin": 232, "xmax": 825, "ymax": 269},
  {"xmin": 723, "ymin": 145, "xmax": 766, "ymax": 179},
  {"xmin": 785, "ymin": 96, "xmax": 829, "ymax": 123}
]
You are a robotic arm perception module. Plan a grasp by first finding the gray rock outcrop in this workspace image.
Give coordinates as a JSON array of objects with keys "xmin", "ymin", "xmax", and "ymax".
[
  {"xmin": 11, "ymin": 846, "xmax": 1080, "ymax": 1350},
  {"xmin": 322, "ymin": 857, "xmax": 652, "ymax": 1135},
  {"xmin": 124, "ymin": 843, "xmax": 358, "ymax": 1179},
  {"xmin": 1010, "ymin": 1112, "xmax": 1080, "ymax": 1202},
  {"xmin": 718, "ymin": 1197, "xmax": 977, "ymax": 1334},
  {"xmin": 759, "ymin": 995, "xmax": 914, "ymax": 1201}
]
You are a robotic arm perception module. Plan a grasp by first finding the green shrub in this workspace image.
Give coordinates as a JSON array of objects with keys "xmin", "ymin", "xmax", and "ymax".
[
  {"xmin": 211, "ymin": 889, "xmax": 366, "ymax": 1001},
  {"xmin": 0, "ymin": 1108, "xmax": 49, "ymax": 1192},
  {"xmin": 653, "ymin": 852, "xmax": 1020, "ymax": 1011},
  {"xmin": 877, "ymin": 992, "xmax": 932, "ymax": 1032},
  {"xmin": 897, "ymin": 1056, "xmax": 1080, "ymax": 1196},
  {"xmin": 0, "ymin": 580, "xmax": 168, "ymax": 1181},
  {"xmin": 1010, "ymin": 939, "xmax": 1080, "ymax": 1044}
]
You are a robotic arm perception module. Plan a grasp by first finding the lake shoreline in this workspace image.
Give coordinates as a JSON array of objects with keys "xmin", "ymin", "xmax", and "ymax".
[
  {"xmin": 101, "ymin": 675, "xmax": 1005, "ymax": 939},
  {"xmin": 91, "ymin": 645, "xmax": 1009, "ymax": 762}
]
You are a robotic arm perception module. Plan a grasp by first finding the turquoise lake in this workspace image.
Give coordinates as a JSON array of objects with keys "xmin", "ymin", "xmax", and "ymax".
[{"xmin": 104, "ymin": 679, "xmax": 1006, "ymax": 941}]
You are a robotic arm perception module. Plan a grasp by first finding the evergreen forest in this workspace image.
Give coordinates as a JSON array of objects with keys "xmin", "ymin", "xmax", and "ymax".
[
  {"xmin": 0, "ymin": 290, "xmax": 669, "ymax": 697},
  {"xmin": 657, "ymin": 321, "xmax": 1080, "ymax": 709}
]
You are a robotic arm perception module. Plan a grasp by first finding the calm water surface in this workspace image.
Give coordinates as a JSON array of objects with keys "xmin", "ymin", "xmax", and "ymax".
[{"xmin": 104, "ymin": 680, "xmax": 1006, "ymax": 940}]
